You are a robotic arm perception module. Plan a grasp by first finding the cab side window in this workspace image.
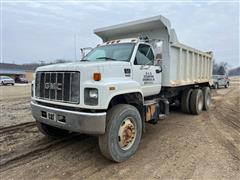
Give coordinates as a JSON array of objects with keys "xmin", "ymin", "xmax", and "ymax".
[{"xmin": 134, "ymin": 44, "xmax": 154, "ymax": 65}]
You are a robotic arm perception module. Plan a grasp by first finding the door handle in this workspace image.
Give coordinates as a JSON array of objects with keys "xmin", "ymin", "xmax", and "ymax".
[
  {"xmin": 140, "ymin": 65, "xmax": 151, "ymax": 70},
  {"xmin": 156, "ymin": 69, "xmax": 161, "ymax": 73}
]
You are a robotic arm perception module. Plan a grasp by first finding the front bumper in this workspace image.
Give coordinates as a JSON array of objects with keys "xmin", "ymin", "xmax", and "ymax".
[{"xmin": 31, "ymin": 101, "xmax": 106, "ymax": 134}]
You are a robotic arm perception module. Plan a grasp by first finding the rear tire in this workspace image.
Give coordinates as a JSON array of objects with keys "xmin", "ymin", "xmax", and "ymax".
[
  {"xmin": 202, "ymin": 87, "xmax": 211, "ymax": 111},
  {"xmin": 189, "ymin": 89, "xmax": 204, "ymax": 115},
  {"xmin": 36, "ymin": 122, "xmax": 69, "ymax": 139},
  {"xmin": 181, "ymin": 89, "xmax": 193, "ymax": 114},
  {"xmin": 98, "ymin": 104, "xmax": 142, "ymax": 162}
]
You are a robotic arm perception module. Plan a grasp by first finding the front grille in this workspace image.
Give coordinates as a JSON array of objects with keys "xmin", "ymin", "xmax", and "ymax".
[{"xmin": 35, "ymin": 71, "xmax": 80, "ymax": 104}]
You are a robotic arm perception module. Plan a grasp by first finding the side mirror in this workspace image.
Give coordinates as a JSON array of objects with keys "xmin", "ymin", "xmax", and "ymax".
[
  {"xmin": 159, "ymin": 64, "xmax": 163, "ymax": 72},
  {"xmin": 154, "ymin": 53, "xmax": 162, "ymax": 65},
  {"xmin": 80, "ymin": 47, "xmax": 93, "ymax": 60},
  {"xmin": 154, "ymin": 57, "xmax": 163, "ymax": 72},
  {"xmin": 154, "ymin": 59, "xmax": 161, "ymax": 66}
]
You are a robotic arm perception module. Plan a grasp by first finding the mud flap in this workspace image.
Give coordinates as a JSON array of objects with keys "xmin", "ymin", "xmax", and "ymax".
[
  {"xmin": 145, "ymin": 102, "xmax": 160, "ymax": 124},
  {"xmin": 144, "ymin": 99, "xmax": 169, "ymax": 124}
]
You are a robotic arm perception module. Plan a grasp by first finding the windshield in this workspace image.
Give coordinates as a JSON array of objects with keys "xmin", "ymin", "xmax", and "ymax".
[
  {"xmin": 2, "ymin": 76, "xmax": 11, "ymax": 79},
  {"xmin": 84, "ymin": 43, "xmax": 135, "ymax": 62},
  {"xmin": 212, "ymin": 75, "xmax": 218, "ymax": 79}
]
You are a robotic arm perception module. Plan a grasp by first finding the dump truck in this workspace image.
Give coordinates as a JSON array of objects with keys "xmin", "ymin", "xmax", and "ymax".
[{"xmin": 31, "ymin": 15, "xmax": 213, "ymax": 162}]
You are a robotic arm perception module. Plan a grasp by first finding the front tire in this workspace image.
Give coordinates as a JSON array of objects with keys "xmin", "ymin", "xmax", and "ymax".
[
  {"xmin": 36, "ymin": 122, "xmax": 69, "ymax": 139},
  {"xmin": 98, "ymin": 104, "xmax": 142, "ymax": 162},
  {"xmin": 190, "ymin": 89, "xmax": 204, "ymax": 115}
]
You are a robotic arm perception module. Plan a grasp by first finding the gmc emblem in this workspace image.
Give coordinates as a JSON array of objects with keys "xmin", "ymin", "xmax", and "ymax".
[{"xmin": 45, "ymin": 83, "xmax": 62, "ymax": 90}]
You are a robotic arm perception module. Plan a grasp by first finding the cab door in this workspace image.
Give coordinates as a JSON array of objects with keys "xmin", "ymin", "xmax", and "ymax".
[{"xmin": 132, "ymin": 43, "xmax": 162, "ymax": 97}]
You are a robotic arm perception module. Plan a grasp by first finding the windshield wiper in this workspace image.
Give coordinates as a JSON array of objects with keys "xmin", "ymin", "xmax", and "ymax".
[
  {"xmin": 96, "ymin": 57, "xmax": 117, "ymax": 61},
  {"xmin": 81, "ymin": 59, "xmax": 89, "ymax": 61}
]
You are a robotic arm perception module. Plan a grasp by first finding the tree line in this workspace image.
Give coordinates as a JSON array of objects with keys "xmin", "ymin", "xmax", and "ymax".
[{"xmin": 213, "ymin": 61, "xmax": 240, "ymax": 76}]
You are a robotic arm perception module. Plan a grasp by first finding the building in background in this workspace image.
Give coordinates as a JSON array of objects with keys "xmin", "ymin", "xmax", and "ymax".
[
  {"xmin": 25, "ymin": 70, "xmax": 35, "ymax": 81},
  {"xmin": 0, "ymin": 69, "xmax": 26, "ymax": 79},
  {"xmin": 0, "ymin": 61, "xmax": 69, "ymax": 82},
  {"xmin": 0, "ymin": 63, "xmax": 37, "ymax": 82}
]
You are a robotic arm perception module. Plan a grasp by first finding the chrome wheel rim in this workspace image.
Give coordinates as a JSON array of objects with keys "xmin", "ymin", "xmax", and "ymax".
[{"xmin": 118, "ymin": 117, "xmax": 136, "ymax": 150}]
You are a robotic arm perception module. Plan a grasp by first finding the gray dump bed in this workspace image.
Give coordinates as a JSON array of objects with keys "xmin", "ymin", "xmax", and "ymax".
[{"xmin": 94, "ymin": 15, "xmax": 213, "ymax": 87}]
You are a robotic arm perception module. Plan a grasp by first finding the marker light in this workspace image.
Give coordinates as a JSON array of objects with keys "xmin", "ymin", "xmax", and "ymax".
[{"xmin": 93, "ymin": 73, "xmax": 101, "ymax": 81}]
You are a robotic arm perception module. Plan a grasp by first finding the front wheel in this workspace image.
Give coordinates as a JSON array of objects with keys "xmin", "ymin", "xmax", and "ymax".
[{"xmin": 98, "ymin": 104, "xmax": 142, "ymax": 162}]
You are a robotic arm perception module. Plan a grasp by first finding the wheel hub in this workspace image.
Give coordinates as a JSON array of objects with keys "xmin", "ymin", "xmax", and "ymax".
[{"xmin": 118, "ymin": 118, "xmax": 136, "ymax": 150}]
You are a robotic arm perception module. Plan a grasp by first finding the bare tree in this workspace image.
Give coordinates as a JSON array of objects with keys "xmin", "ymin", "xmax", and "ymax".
[{"xmin": 213, "ymin": 61, "xmax": 228, "ymax": 75}]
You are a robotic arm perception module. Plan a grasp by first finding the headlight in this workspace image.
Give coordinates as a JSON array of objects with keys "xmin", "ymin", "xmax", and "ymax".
[
  {"xmin": 89, "ymin": 89, "xmax": 98, "ymax": 98},
  {"xmin": 84, "ymin": 88, "xmax": 98, "ymax": 105}
]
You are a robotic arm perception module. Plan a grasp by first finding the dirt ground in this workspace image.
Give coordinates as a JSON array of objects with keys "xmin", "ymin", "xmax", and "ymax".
[
  {"xmin": 0, "ymin": 84, "xmax": 32, "ymax": 127},
  {"xmin": 0, "ymin": 78, "xmax": 239, "ymax": 180}
]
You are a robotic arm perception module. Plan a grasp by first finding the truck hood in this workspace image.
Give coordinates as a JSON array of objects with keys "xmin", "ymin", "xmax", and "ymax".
[
  {"xmin": 36, "ymin": 61, "xmax": 132, "ymax": 81},
  {"xmin": 36, "ymin": 61, "xmax": 130, "ymax": 72}
]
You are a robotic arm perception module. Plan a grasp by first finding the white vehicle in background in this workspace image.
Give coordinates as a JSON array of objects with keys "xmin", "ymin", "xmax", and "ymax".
[
  {"xmin": 0, "ymin": 76, "xmax": 15, "ymax": 86},
  {"xmin": 212, "ymin": 75, "xmax": 230, "ymax": 89},
  {"xmin": 31, "ymin": 15, "xmax": 213, "ymax": 162}
]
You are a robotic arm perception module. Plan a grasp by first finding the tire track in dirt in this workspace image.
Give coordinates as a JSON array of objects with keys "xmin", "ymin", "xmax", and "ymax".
[
  {"xmin": 0, "ymin": 135, "xmax": 104, "ymax": 179},
  {"xmin": 201, "ymin": 85, "xmax": 240, "ymax": 178},
  {"xmin": 0, "ymin": 134, "xmax": 90, "ymax": 173},
  {"xmin": 0, "ymin": 122, "xmax": 90, "ymax": 172},
  {"xmin": 0, "ymin": 122, "xmax": 36, "ymax": 134},
  {"xmin": 0, "ymin": 122, "xmax": 39, "ymax": 157}
]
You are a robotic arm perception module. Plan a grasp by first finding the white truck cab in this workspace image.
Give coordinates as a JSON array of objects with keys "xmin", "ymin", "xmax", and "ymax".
[
  {"xmin": 31, "ymin": 15, "xmax": 213, "ymax": 162},
  {"xmin": 83, "ymin": 38, "xmax": 162, "ymax": 97}
]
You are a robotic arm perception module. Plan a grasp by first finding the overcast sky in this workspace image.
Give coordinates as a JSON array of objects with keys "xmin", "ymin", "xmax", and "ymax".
[{"xmin": 1, "ymin": 0, "xmax": 239, "ymax": 67}]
